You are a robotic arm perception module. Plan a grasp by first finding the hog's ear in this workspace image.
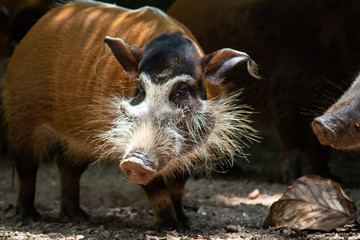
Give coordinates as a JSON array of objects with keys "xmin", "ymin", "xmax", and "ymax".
[
  {"xmin": 104, "ymin": 36, "xmax": 142, "ymax": 75},
  {"xmin": 202, "ymin": 48, "xmax": 260, "ymax": 83}
]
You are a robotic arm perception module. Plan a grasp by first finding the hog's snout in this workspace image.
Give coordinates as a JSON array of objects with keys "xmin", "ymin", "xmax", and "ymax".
[
  {"xmin": 312, "ymin": 117, "xmax": 336, "ymax": 146},
  {"xmin": 120, "ymin": 150, "xmax": 156, "ymax": 185}
]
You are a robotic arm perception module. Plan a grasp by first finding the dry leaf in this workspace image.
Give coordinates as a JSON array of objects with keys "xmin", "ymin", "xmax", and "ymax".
[
  {"xmin": 166, "ymin": 230, "xmax": 181, "ymax": 240},
  {"xmin": 145, "ymin": 236, "xmax": 166, "ymax": 240},
  {"xmin": 263, "ymin": 175, "xmax": 358, "ymax": 231}
]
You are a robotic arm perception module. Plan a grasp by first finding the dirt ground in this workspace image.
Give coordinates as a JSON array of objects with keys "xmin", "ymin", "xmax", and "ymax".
[{"xmin": 1, "ymin": 151, "xmax": 360, "ymax": 240}]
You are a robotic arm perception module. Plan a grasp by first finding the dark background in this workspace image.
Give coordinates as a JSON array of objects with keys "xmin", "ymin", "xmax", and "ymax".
[{"xmin": 1, "ymin": 0, "xmax": 360, "ymax": 186}]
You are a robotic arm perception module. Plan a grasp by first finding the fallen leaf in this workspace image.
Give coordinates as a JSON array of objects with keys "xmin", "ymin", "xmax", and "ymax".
[
  {"xmin": 192, "ymin": 235, "xmax": 211, "ymax": 240},
  {"xmin": 263, "ymin": 175, "xmax": 358, "ymax": 231},
  {"xmin": 166, "ymin": 230, "xmax": 181, "ymax": 240},
  {"xmin": 145, "ymin": 235, "xmax": 166, "ymax": 240}
]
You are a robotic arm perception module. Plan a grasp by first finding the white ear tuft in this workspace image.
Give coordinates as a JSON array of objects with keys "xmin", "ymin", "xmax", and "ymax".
[
  {"xmin": 104, "ymin": 36, "xmax": 142, "ymax": 75},
  {"xmin": 202, "ymin": 48, "xmax": 260, "ymax": 83}
]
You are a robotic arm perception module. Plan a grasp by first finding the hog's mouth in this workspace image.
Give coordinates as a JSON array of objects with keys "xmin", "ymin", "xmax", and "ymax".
[
  {"xmin": 329, "ymin": 140, "xmax": 360, "ymax": 150},
  {"xmin": 328, "ymin": 133, "xmax": 360, "ymax": 150}
]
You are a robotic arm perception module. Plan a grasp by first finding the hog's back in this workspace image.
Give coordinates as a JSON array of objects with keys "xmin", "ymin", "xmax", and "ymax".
[{"xmin": 4, "ymin": 1, "xmax": 193, "ymax": 157}]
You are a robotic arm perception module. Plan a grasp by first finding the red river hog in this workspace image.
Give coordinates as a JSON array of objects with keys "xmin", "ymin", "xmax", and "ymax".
[{"xmin": 4, "ymin": 0, "xmax": 259, "ymax": 230}]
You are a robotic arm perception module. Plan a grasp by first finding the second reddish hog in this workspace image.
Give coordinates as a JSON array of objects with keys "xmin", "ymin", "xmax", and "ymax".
[{"xmin": 4, "ymin": 1, "xmax": 259, "ymax": 230}]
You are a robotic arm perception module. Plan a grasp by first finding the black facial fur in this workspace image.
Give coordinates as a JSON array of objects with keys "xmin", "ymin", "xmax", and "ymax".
[
  {"xmin": 131, "ymin": 32, "xmax": 208, "ymax": 106},
  {"xmin": 139, "ymin": 32, "xmax": 199, "ymax": 84}
]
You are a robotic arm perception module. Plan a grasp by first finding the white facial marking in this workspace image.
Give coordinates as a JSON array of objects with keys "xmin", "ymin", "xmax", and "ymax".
[
  {"xmin": 96, "ymin": 73, "xmax": 257, "ymax": 179},
  {"xmin": 120, "ymin": 73, "xmax": 195, "ymax": 118}
]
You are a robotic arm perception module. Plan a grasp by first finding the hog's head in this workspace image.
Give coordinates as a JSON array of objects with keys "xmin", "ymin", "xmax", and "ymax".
[
  {"xmin": 312, "ymin": 74, "xmax": 360, "ymax": 150},
  {"xmin": 100, "ymin": 32, "xmax": 259, "ymax": 185}
]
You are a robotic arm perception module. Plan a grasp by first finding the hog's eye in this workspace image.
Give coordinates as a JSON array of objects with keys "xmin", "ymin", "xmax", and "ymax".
[
  {"xmin": 130, "ymin": 84, "xmax": 146, "ymax": 106},
  {"xmin": 175, "ymin": 83, "xmax": 189, "ymax": 98},
  {"xmin": 138, "ymin": 85, "xmax": 145, "ymax": 94}
]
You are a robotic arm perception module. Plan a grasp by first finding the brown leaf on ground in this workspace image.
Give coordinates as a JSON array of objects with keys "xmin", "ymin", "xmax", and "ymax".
[{"xmin": 263, "ymin": 175, "xmax": 358, "ymax": 231}]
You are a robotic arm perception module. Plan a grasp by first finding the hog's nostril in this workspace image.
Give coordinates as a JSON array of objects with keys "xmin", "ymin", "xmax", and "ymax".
[
  {"xmin": 120, "ymin": 151, "xmax": 156, "ymax": 185},
  {"xmin": 312, "ymin": 118, "xmax": 335, "ymax": 146}
]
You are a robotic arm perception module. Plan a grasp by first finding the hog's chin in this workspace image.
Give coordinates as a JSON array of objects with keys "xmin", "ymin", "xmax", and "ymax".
[
  {"xmin": 318, "ymin": 124, "xmax": 360, "ymax": 150},
  {"xmin": 329, "ymin": 137, "xmax": 360, "ymax": 151}
]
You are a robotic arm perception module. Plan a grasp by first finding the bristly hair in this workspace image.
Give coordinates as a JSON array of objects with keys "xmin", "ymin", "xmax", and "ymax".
[
  {"xmin": 93, "ymin": 89, "xmax": 258, "ymax": 179},
  {"xmin": 165, "ymin": 90, "xmax": 259, "ymax": 177}
]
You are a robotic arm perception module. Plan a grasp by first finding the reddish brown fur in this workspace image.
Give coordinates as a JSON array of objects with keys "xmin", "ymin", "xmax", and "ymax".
[
  {"xmin": 4, "ymin": 1, "xmax": 225, "ymax": 230},
  {"xmin": 4, "ymin": 1, "xmax": 258, "ymax": 230},
  {"xmin": 5, "ymin": 2, "xmax": 203, "ymax": 162}
]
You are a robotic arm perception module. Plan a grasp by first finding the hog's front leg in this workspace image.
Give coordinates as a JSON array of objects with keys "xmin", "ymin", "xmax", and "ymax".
[
  {"xmin": 141, "ymin": 176, "xmax": 183, "ymax": 231},
  {"xmin": 165, "ymin": 173, "xmax": 189, "ymax": 229}
]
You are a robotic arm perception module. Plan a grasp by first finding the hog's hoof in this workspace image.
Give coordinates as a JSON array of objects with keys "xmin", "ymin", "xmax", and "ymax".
[
  {"xmin": 121, "ymin": 153, "xmax": 156, "ymax": 185},
  {"xmin": 156, "ymin": 215, "xmax": 190, "ymax": 232},
  {"xmin": 177, "ymin": 212, "xmax": 191, "ymax": 230},
  {"xmin": 60, "ymin": 207, "xmax": 90, "ymax": 222},
  {"xmin": 16, "ymin": 206, "xmax": 42, "ymax": 223},
  {"xmin": 156, "ymin": 218, "xmax": 182, "ymax": 232}
]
